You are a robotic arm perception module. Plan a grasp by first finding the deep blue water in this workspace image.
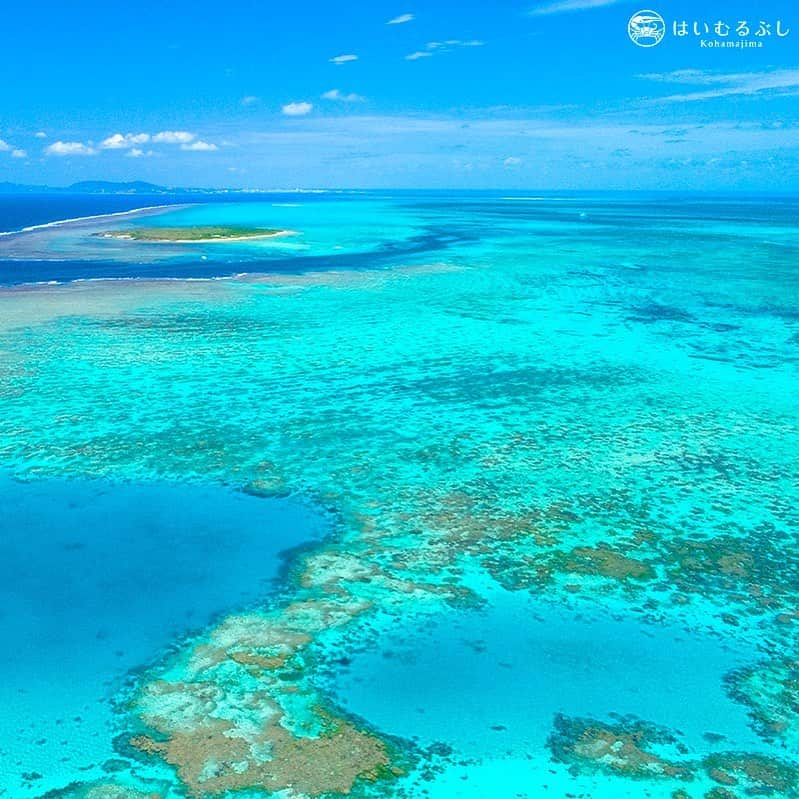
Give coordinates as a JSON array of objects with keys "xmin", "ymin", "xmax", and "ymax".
[
  {"xmin": 0, "ymin": 191, "xmax": 347, "ymax": 234},
  {"xmin": 0, "ymin": 475, "xmax": 326, "ymax": 793},
  {"xmin": 0, "ymin": 258, "xmax": 269, "ymax": 284},
  {"xmin": 0, "ymin": 194, "xmax": 184, "ymax": 232}
]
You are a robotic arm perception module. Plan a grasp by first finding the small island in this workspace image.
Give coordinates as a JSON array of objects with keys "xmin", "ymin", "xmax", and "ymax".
[{"xmin": 95, "ymin": 225, "xmax": 295, "ymax": 243}]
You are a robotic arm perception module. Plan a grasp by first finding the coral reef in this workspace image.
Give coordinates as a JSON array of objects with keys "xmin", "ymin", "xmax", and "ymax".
[
  {"xmin": 547, "ymin": 713, "xmax": 799, "ymax": 798},
  {"xmin": 546, "ymin": 714, "xmax": 692, "ymax": 781},
  {"xmin": 726, "ymin": 658, "xmax": 799, "ymax": 741}
]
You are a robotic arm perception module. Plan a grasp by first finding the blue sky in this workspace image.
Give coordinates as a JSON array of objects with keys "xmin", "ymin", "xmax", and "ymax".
[{"xmin": 1, "ymin": 0, "xmax": 797, "ymax": 189}]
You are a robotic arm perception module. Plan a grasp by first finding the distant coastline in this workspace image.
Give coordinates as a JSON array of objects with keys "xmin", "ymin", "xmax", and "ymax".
[{"xmin": 0, "ymin": 180, "xmax": 336, "ymax": 196}]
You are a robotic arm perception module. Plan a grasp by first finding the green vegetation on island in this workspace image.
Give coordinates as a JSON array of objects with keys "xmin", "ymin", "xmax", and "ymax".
[{"xmin": 96, "ymin": 225, "xmax": 291, "ymax": 242}]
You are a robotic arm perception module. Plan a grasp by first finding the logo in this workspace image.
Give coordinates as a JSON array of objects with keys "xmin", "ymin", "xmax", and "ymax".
[{"xmin": 628, "ymin": 10, "xmax": 666, "ymax": 47}]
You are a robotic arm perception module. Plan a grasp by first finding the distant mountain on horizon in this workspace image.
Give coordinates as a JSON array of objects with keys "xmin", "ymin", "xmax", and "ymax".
[
  {"xmin": 1, "ymin": 180, "xmax": 277, "ymax": 195},
  {"xmin": 67, "ymin": 180, "xmax": 171, "ymax": 194},
  {"xmin": 0, "ymin": 180, "xmax": 179, "ymax": 194}
]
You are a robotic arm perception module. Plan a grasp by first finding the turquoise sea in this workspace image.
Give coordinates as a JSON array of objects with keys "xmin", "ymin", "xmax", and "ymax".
[{"xmin": 0, "ymin": 192, "xmax": 797, "ymax": 799}]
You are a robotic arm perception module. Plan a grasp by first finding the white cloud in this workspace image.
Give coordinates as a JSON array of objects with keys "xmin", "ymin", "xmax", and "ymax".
[
  {"xmin": 638, "ymin": 69, "xmax": 723, "ymax": 84},
  {"xmin": 282, "ymin": 101, "xmax": 314, "ymax": 116},
  {"xmin": 45, "ymin": 141, "xmax": 97, "ymax": 156},
  {"xmin": 0, "ymin": 141, "xmax": 27, "ymax": 158},
  {"xmin": 330, "ymin": 54, "xmax": 358, "ymax": 65},
  {"xmin": 101, "ymin": 133, "xmax": 128, "ymax": 149},
  {"xmin": 528, "ymin": 0, "xmax": 622, "ymax": 15},
  {"xmin": 35, "ymin": 131, "xmax": 47, "ymax": 138},
  {"xmin": 180, "ymin": 140, "xmax": 218, "ymax": 151},
  {"xmin": 152, "ymin": 130, "xmax": 196, "ymax": 144},
  {"xmin": 504, "ymin": 156, "xmax": 523, "ymax": 167},
  {"xmin": 38, "ymin": 129, "xmax": 217, "ymax": 155},
  {"xmin": 387, "ymin": 13, "xmax": 414, "ymax": 24},
  {"xmin": 241, "ymin": 95, "xmax": 260, "ymax": 106},
  {"xmin": 321, "ymin": 89, "xmax": 365, "ymax": 102},
  {"xmin": 408, "ymin": 40, "xmax": 485, "ymax": 60},
  {"xmin": 639, "ymin": 68, "xmax": 799, "ymax": 103},
  {"xmin": 439, "ymin": 39, "xmax": 484, "ymax": 47},
  {"xmin": 101, "ymin": 132, "xmax": 151, "ymax": 149}
]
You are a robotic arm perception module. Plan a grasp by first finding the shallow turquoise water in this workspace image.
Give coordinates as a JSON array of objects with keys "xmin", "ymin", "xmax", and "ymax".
[
  {"xmin": 0, "ymin": 193, "xmax": 797, "ymax": 799},
  {"xmin": 320, "ymin": 585, "xmax": 772, "ymax": 799},
  {"xmin": 326, "ymin": 590, "xmax": 761, "ymax": 756}
]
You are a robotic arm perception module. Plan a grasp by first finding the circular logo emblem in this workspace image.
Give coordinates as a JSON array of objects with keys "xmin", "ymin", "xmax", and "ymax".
[{"xmin": 628, "ymin": 10, "xmax": 666, "ymax": 47}]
